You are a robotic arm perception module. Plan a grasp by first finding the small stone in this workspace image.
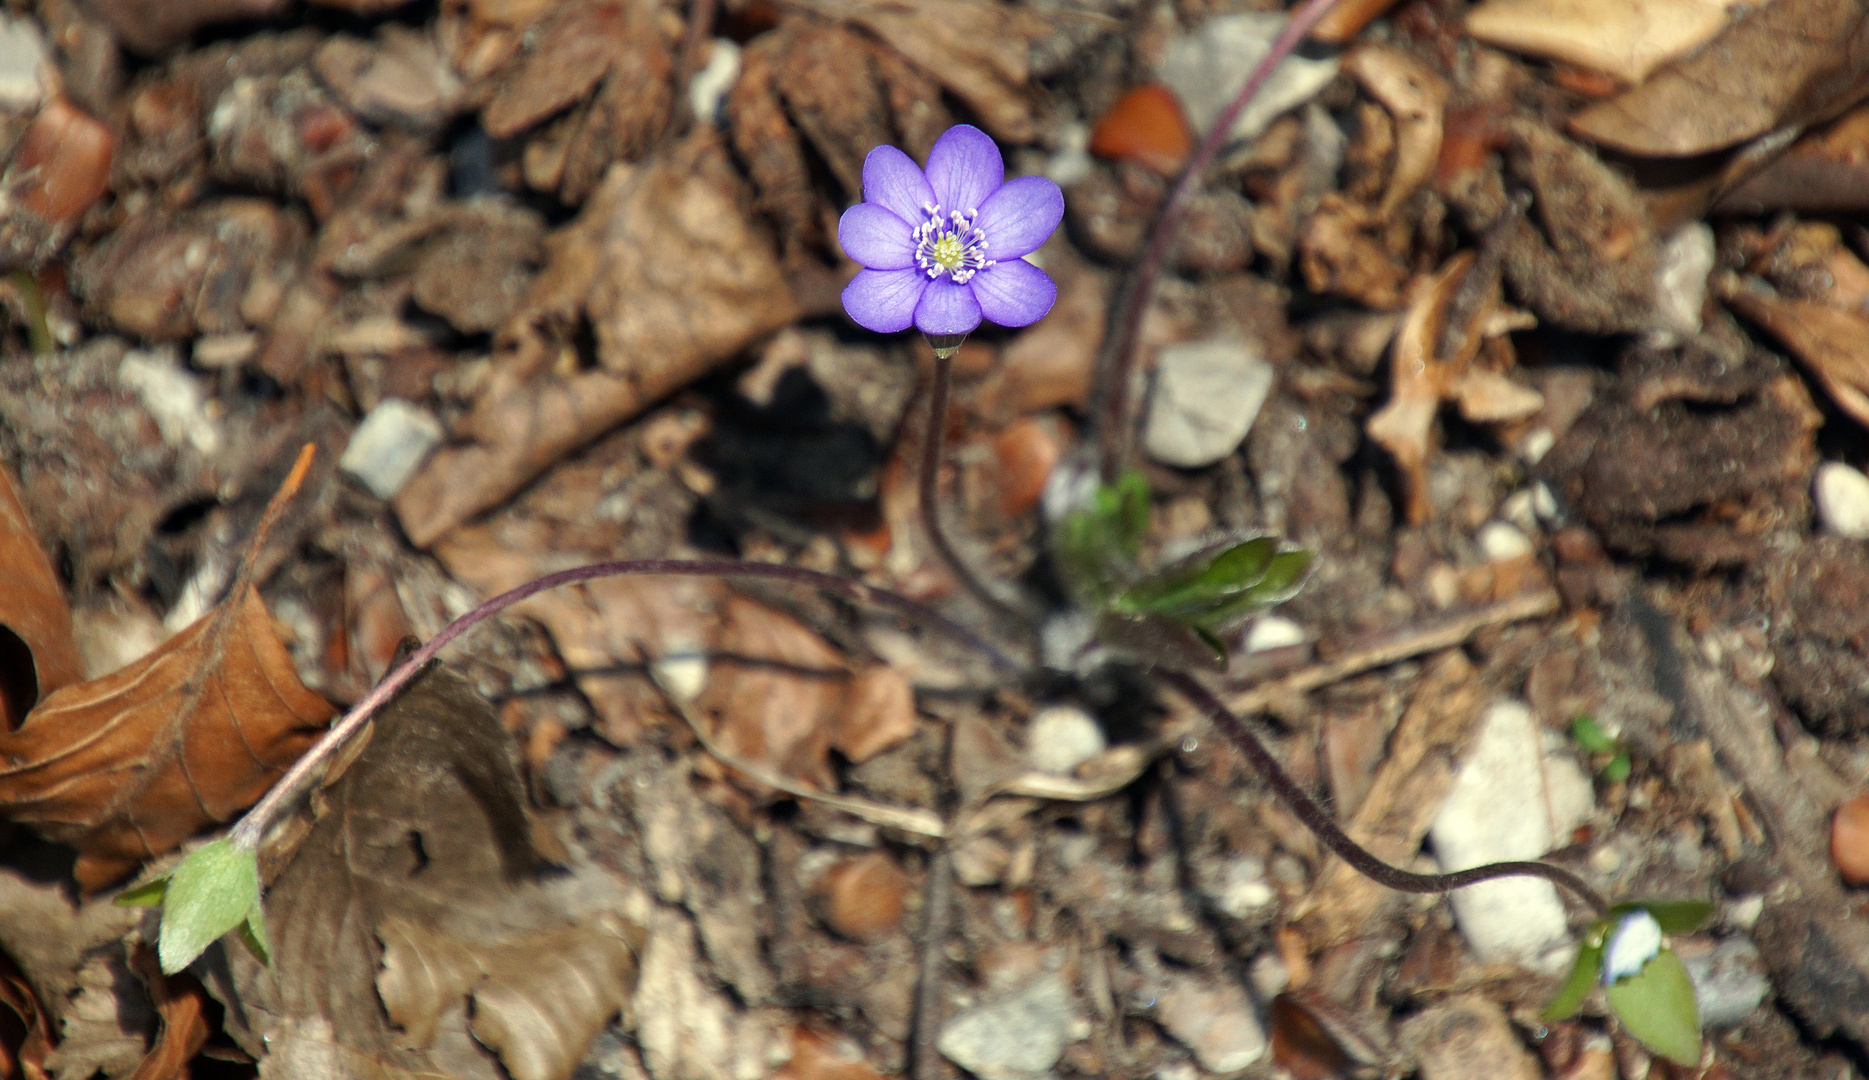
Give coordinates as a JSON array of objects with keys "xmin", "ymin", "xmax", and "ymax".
[
  {"xmin": 1244, "ymin": 615, "xmax": 1305, "ymax": 653},
  {"xmin": 1154, "ymin": 973, "xmax": 1268, "ymax": 1073},
  {"xmin": 1814, "ymin": 461, "xmax": 1869, "ymax": 539},
  {"xmin": 1674, "ymin": 936, "xmax": 1769, "ymax": 1028},
  {"xmin": 1652, "ymin": 223, "xmax": 1715, "ymax": 337},
  {"xmin": 1026, "ymin": 705, "xmax": 1107, "ymax": 775},
  {"xmin": 951, "ymin": 835, "xmax": 1012, "ymax": 888},
  {"xmin": 1477, "ymin": 521, "xmax": 1533, "ymax": 562},
  {"xmin": 1202, "ymin": 855, "xmax": 1274, "ymax": 918},
  {"xmin": 1429, "ymin": 700, "xmax": 1594, "ymax": 974},
  {"xmin": 1143, "ymin": 335, "xmax": 1275, "ymax": 468},
  {"xmin": 341, "ymin": 398, "xmax": 444, "ymax": 500},
  {"xmin": 0, "ymin": 16, "xmax": 48, "ymax": 112},
  {"xmin": 1159, "ymin": 13, "xmax": 1339, "ymax": 145},
  {"xmin": 937, "ymin": 974, "xmax": 1078, "ymax": 1080},
  {"xmin": 1831, "ymin": 790, "xmax": 1869, "ymax": 885},
  {"xmin": 1398, "ymin": 994, "xmax": 1541, "ymax": 1080},
  {"xmin": 119, "ymin": 347, "xmax": 220, "ymax": 456}
]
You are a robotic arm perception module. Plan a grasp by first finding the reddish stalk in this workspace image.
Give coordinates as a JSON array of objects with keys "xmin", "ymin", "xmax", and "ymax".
[
  {"xmin": 1159, "ymin": 668, "xmax": 1609, "ymax": 915},
  {"xmin": 1092, "ymin": 0, "xmax": 1346, "ymax": 481},
  {"xmin": 229, "ymin": 557, "xmax": 1022, "ymax": 851}
]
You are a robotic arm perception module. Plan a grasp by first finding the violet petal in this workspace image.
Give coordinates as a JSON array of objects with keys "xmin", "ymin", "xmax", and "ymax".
[
  {"xmin": 862, "ymin": 145, "xmax": 936, "ymax": 225},
  {"xmin": 843, "ymin": 267, "xmax": 928, "ymax": 334},
  {"xmin": 913, "ymin": 275, "xmax": 983, "ymax": 336},
  {"xmin": 970, "ymin": 258, "xmax": 1057, "ymax": 328},
  {"xmin": 975, "ymin": 175, "xmax": 1065, "ymax": 260},
  {"xmin": 925, "ymin": 124, "xmax": 1003, "ymax": 214},
  {"xmin": 839, "ymin": 203, "xmax": 916, "ymax": 270}
]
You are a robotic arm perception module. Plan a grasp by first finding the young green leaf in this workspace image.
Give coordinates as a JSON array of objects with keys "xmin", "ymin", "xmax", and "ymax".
[
  {"xmin": 1632, "ymin": 899, "xmax": 1715, "ymax": 936},
  {"xmin": 239, "ymin": 908, "xmax": 272, "ymax": 966},
  {"xmin": 1605, "ymin": 947, "xmax": 1701, "ymax": 1066},
  {"xmin": 1570, "ymin": 714, "xmax": 1619, "ymax": 754},
  {"xmin": 113, "ymin": 877, "xmax": 170, "ymax": 907},
  {"xmin": 157, "ymin": 838, "xmax": 262, "ymax": 974},
  {"xmin": 1601, "ymin": 752, "xmax": 1631, "ymax": 783},
  {"xmin": 1051, "ymin": 473, "xmax": 1155, "ymax": 606},
  {"xmin": 1542, "ymin": 920, "xmax": 1610, "ymax": 1022},
  {"xmin": 1109, "ymin": 537, "xmax": 1279, "ymax": 618}
]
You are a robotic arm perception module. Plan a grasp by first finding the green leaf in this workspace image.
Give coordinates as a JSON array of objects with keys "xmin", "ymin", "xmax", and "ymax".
[
  {"xmin": 1541, "ymin": 920, "xmax": 1610, "ymax": 1022},
  {"xmin": 1108, "ymin": 471, "xmax": 1150, "ymax": 559},
  {"xmin": 1570, "ymin": 714, "xmax": 1620, "ymax": 754},
  {"xmin": 1632, "ymin": 899, "xmax": 1715, "ymax": 935},
  {"xmin": 113, "ymin": 878, "xmax": 170, "ymax": 907},
  {"xmin": 1051, "ymin": 473, "xmax": 1154, "ymax": 606},
  {"xmin": 239, "ymin": 908, "xmax": 272, "ymax": 967},
  {"xmin": 1605, "ymin": 947, "xmax": 1701, "ymax": 1066},
  {"xmin": 1250, "ymin": 548, "xmax": 1313, "ymax": 603},
  {"xmin": 1111, "ymin": 537, "xmax": 1279, "ymax": 618},
  {"xmin": 157, "ymin": 839, "xmax": 262, "ymax": 975},
  {"xmin": 1601, "ymin": 752, "xmax": 1631, "ymax": 783}
]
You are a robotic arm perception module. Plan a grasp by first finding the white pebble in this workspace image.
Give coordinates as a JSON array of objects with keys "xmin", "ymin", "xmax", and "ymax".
[
  {"xmin": 340, "ymin": 398, "xmax": 443, "ymax": 500},
  {"xmin": 1652, "ymin": 223, "xmax": 1715, "ymax": 337},
  {"xmin": 1532, "ymin": 480, "xmax": 1560, "ymax": 522},
  {"xmin": 1478, "ymin": 521, "xmax": 1533, "ymax": 562},
  {"xmin": 0, "ymin": 17, "xmax": 48, "ymax": 112},
  {"xmin": 1814, "ymin": 461, "xmax": 1869, "ymax": 539},
  {"xmin": 1143, "ymin": 336, "xmax": 1275, "ymax": 468},
  {"xmin": 1244, "ymin": 615, "xmax": 1306, "ymax": 653},
  {"xmin": 1518, "ymin": 427, "xmax": 1556, "ymax": 465},
  {"xmin": 650, "ymin": 652, "xmax": 708, "ymax": 704},
  {"xmin": 119, "ymin": 347, "xmax": 221, "ymax": 456},
  {"xmin": 1499, "ymin": 489, "xmax": 1539, "ymax": 535},
  {"xmin": 687, "ymin": 38, "xmax": 739, "ymax": 126},
  {"xmin": 1026, "ymin": 705, "xmax": 1107, "ymax": 775}
]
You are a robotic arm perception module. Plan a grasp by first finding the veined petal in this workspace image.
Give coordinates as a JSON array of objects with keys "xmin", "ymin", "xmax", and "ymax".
[
  {"xmin": 913, "ymin": 276, "xmax": 983, "ymax": 336},
  {"xmin": 839, "ymin": 203, "xmax": 916, "ymax": 269},
  {"xmin": 975, "ymin": 175, "xmax": 1064, "ymax": 259},
  {"xmin": 970, "ymin": 258, "xmax": 1057, "ymax": 328},
  {"xmin": 843, "ymin": 267, "xmax": 928, "ymax": 333},
  {"xmin": 925, "ymin": 124, "xmax": 1003, "ymax": 214},
  {"xmin": 861, "ymin": 145, "xmax": 936, "ymax": 225}
]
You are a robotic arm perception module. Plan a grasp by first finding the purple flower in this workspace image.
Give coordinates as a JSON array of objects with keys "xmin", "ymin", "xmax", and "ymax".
[{"xmin": 838, "ymin": 124, "xmax": 1064, "ymax": 337}]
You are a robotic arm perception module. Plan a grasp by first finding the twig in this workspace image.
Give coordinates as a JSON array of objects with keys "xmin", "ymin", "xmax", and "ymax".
[
  {"xmin": 1162, "ymin": 668, "xmax": 1608, "ymax": 914},
  {"xmin": 1225, "ymin": 589, "xmax": 1560, "ymax": 714},
  {"xmin": 1092, "ymin": 0, "xmax": 1346, "ymax": 481},
  {"xmin": 911, "ymin": 840, "xmax": 956, "ymax": 1080},
  {"xmin": 230, "ymin": 558, "xmax": 1022, "ymax": 851},
  {"xmin": 918, "ymin": 347, "xmax": 1031, "ymax": 629}
]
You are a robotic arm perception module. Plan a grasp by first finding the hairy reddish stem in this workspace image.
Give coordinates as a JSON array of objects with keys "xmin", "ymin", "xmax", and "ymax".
[
  {"xmin": 1159, "ymin": 668, "xmax": 1609, "ymax": 915},
  {"xmin": 1093, "ymin": 0, "xmax": 1346, "ymax": 481},
  {"xmin": 230, "ymin": 558, "xmax": 1021, "ymax": 851},
  {"xmin": 918, "ymin": 347, "xmax": 1031, "ymax": 628}
]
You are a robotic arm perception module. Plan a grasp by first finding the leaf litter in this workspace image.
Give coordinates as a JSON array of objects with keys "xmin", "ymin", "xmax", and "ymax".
[{"xmin": 6, "ymin": 0, "xmax": 1869, "ymax": 1077}]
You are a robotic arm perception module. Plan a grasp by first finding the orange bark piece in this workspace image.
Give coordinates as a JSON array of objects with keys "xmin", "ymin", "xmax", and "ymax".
[
  {"xmin": 1311, "ymin": 0, "xmax": 1406, "ymax": 43},
  {"xmin": 1833, "ymin": 790, "xmax": 1869, "ymax": 885},
  {"xmin": 1089, "ymin": 84, "xmax": 1192, "ymax": 176},
  {"xmin": 12, "ymin": 99, "xmax": 114, "ymax": 226}
]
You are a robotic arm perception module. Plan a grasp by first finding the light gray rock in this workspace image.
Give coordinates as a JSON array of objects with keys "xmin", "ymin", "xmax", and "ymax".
[
  {"xmin": 1155, "ymin": 973, "xmax": 1266, "ymax": 1073},
  {"xmin": 1143, "ymin": 336, "xmax": 1275, "ymax": 468},
  {"xmin": 1815, "ymin": 461, "xmax": 1869, "ymax": 540},
  {"xmin": 1652, "ymin": 223, "xmax": 1715, "ymax": 338},
  {"xmin": 0, "ymin": 16, "xmax": 46, "ymax": 112},
  {"xmin": 119, "ymin": 347, "xmax": 220, "ymax": 456},
  {"xmin": 938, "ymin": 974, "xmax": 1078, "ymax": 1080},
  {"xmin": 1026, "ymin": 705, "xmax": 1106, "ymax": 775},
  {"xmin": 341, "ymin": 398, "xmax": 443, "ymax": 500},
  {"xmin": 1676, "ymin": 935, "xmax": 1769, "ymax": 1028},
  {"xmin": 1158, "ymin": 14, "xmax": 1339, "ymax": 144},
  {"xmin": 1399, "ymin": 994, "xmax": 1541, "ymax": 1080},
  {"xmin": 1429, "ymin": 700, "xmax": 1594, "ymax": 974}
]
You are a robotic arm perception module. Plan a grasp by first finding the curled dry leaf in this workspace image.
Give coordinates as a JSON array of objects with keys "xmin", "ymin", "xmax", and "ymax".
[
  {"xmin": 395, "ymin": 130, "xmax": 798, "ymax": 547},
  {"xmin": 1569, "ymin": 0, "xmax": 1869, "ymax": 156},
  {"xmin": 124, "ymin": 945, "xmax": 211, "ymax": 1080},
  {"xmin": 0, "ymin": 462, "xmax": 81, "ymax": 728},
  {"xmin": 1464, "ymin": 0, "xmax": 1741, "ymax": 86},
  {"xmin": 1342, "ymin": 45, "xmax": 1447, "ymax": 220},
  {"xmin": 0, "ymin": 448, "xmax": 333, "ymax": 892},
  {"xmin": 1726, "ymin": 287, "xmax": 1869, "ymax": 428},
  {"xmin": 480, "ymin": 1, "xmax": 628, "ymax": 138}
]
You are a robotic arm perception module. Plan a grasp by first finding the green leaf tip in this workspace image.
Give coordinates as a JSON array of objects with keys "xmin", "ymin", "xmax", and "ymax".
[
  {"xmin": 156, "ymin": 839, "xmax": 263, "ymax": 974},
  {"xmin": 1605, "ymin": 946, "xmax": 1701, "ymax": 1066},
  {"xmin": 113, "ymin": 877, "xmax": 170, "ymax": 907}
]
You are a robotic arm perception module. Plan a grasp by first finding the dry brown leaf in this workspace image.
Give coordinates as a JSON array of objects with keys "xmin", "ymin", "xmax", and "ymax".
[
  {"xmin": 728, "ymin": 32, "xmax": 828, "ymax": 262},
  {"xmin": 1464, "ymin": 0, "xmax": 1740, "ymax": 85},
  {"xmin": 377, "ymin": 914, "xmax": 640, "ymax": 1080},
  {"xmin": 480, "ymin": 1, "xmax": 627, "ymax": 137},
  {"xmin": 1367, "ymin": 254, "xmax": 1476, "ymax": 525},
  {"xmin": 1342, "ymin": 45, "xmax": 1447, "ymax": 220},
  {"xmin": 0, "ymin": 952, "xmax": 52, "ymax": 1080},
  {"xmin": 1569, "ymin": 0, "xmax": 1869, "ymax": 156},
  {"xmin": 805, "ymin": 0, "xmax": 1048, "ymax": 142},
  {"xmin": 215, "ymin": 662, "xmax": 625, "ymax": 1080},
  {"xmin": 394, "ymin": 129, "xmax": 798, "ymax": 547},
  {"xmin": 0, "ymin": 463, "xmax": 81, "ymax": 729},
  {"xmin": 0, "ymin": 449, "xmax": 333, "ymax": 892},
  {"xmin": 1726, "ymin": 287, "xmax": 1869, "ymax": 427},
  {"xmin": 123, "ymin": 946, "xmax": 210, "ymax": 1080}
]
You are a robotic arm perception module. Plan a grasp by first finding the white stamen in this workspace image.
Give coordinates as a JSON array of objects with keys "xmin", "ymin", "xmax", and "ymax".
[{"xmin": 911, "ymin": 203, "xmax": 994, "ymax": 284}]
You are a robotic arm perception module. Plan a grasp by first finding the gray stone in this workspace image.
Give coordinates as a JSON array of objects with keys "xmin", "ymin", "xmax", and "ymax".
[
  {"xmin": 0, "ymin": 17, "xmax": 47, "ymax": 112},
  {"xmin": 938, "ymin": 973, "xmax": 1078, "ymax": 1080},
  {"xmin": 1676, "ymin": 935, "xmax": 1770, "ymax": 1028},
  {"xmin": 1025, "ymin": 705, "xmax": 1106, "ymax": 775},
  {"xmin": 1143, "ymin": 336, "xmax": 1275, "ymax": 468},
  {"xmin": 1154, "ymin": 973, "xmax": 1267, "ymax": 1073},
  {"xmin": 1158, "ymin": 14, "xmax": 1339, "ymax": 145},
  {"xmin": 341, "ymin": 398, "xmax": 443, "ymax": 500}
]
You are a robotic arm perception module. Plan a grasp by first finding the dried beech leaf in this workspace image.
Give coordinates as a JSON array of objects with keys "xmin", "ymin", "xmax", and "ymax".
[
  {"xmin": 377, "ymin": 913, "xmax": 641, "ymax": 1080},
  {"xmin": 1726, "ymin": 288, "xmax": 1869, "ymax": 427},
  {"xmin": 125, "ymin": 946, "xmax": 211, "ymax": 1080},
  {"xmin": 1569, "ymin": 0, "xmax": 1869, "ymax": 156},
  {"xmin": 806, "ymin": 0, "xmax": 1049, "ymax": 141},
  {"xmin": 213, "ymin": 663, "xmax": 628, "ymax": 1080},
  {"xmin": 481, "ymin": 1, "xmax": 626, "ymax": 138},
  {"xmin": 1465, "ymin": 0, "xmax": 1740, "ymax": 86},
  {"xmin": 1342, "ymin": 45, "xmax": 1447, "ymax": 219},
  {"xmin": 1367, "ymin": 253, "xmax": 1477, "ymax": 524},
  {"xmin": 0, "ymin": 462, "xmax": 81, "ymax": 729},
  {"xmin": 395, "ymin": 130, "xmax": 797, "ymax": 546},
  {"xmin": 728, "ymin": 34, "xmax": 826, "ymax": 259},
  {"xmin": 0, "ymin": 583, "xmax": 332, "ymax": 893}
]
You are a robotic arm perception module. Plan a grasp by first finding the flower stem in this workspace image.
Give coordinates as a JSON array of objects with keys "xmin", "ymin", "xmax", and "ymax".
[
  {"xmin": 917, "ymin": 345, "xmax": 1032, "ymax": 629},
  {"xmin": 1091, "ymin": 0, "xmax": 1346, "ymax": 482},
  {"xmin": 1159, "ymin": 668, "xmax": 1609, "ymax": 915},
  {"xmin": 229, "ymin": 557, "xmax": 1023, "ymax": 852}
]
